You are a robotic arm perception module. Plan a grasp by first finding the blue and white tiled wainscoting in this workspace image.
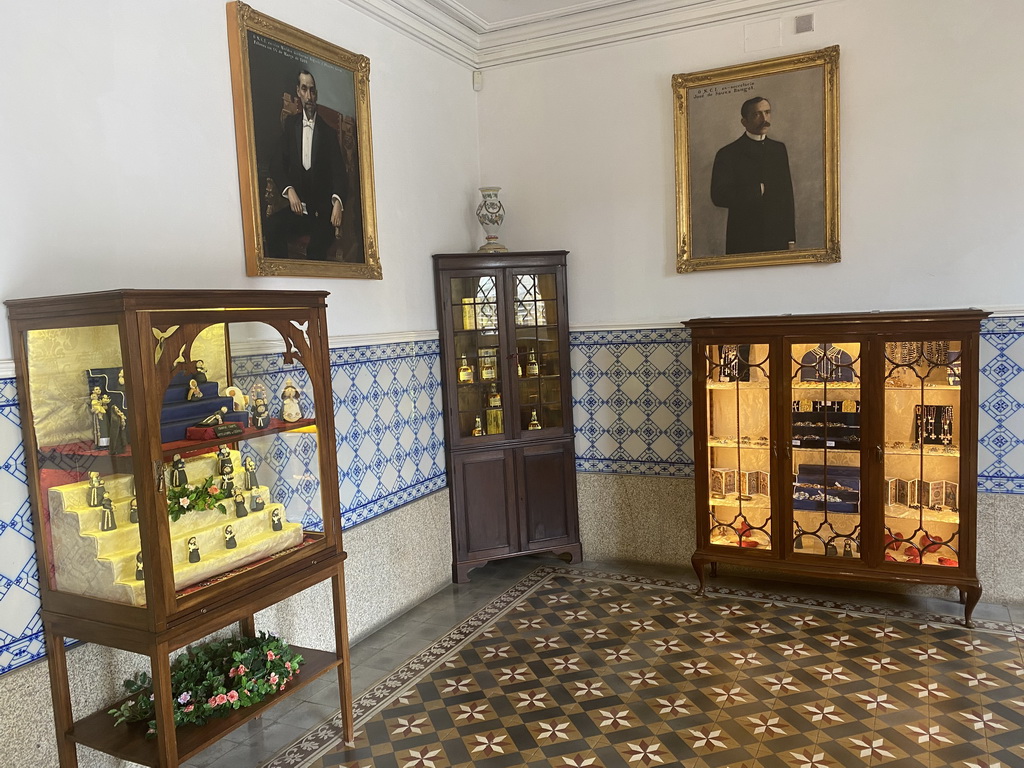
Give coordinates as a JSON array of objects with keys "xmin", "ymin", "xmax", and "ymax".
[
  {"xmin": 4, "ymin": 317, "xmax": 1024, "ymax": 677},
  {"xmin": 0, "ymin": 336, "xmax": 446, "ymax": 677}
]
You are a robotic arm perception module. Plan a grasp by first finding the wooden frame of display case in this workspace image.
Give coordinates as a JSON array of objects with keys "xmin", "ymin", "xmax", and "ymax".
[
  {"xmin": 6, "ymin": 290, "xmax": 353, "ymax": 767},
  {"xmin": 686, "ymin": 309, "xmax": 987, "ymax": 626},
  {"xmin": 433, "ymin": 251, "xmax": 582, "ymax": 582}
]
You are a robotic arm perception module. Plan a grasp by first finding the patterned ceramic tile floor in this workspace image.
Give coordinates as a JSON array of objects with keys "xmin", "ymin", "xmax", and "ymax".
[{"xmin": 181, "ymin": 556, "xmax": 1024, "ymax": 768}]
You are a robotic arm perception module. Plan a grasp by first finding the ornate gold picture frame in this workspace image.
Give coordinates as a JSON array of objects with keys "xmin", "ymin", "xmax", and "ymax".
[
  {"xmin": 226, "ymin": 2, "xmax": 382, "ymax": 279},
  {"xmin": 673, "ymin": 46, "xmax": 839, "ymax": 273}
]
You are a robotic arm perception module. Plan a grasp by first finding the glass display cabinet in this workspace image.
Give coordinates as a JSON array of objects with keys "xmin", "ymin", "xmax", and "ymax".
[
  {"xmin": 687, "ymin": 309, "xmax": 986, "ymax": 626},
  {"xmin": 433, "ymin": 251, "xmax": 581, "ymax": 582},
  {"xmin": 6, "ymin": 289, "xmax": 352, "ymax": 767}
]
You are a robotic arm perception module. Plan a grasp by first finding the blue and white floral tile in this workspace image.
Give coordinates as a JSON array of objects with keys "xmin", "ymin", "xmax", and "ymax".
[
  {"xmin": 978, "ymin": 316, "xmax": 1024, "ymax": 492},
  {"xmin": 570, "ymin": 328, "xmax": 694, "ymax": 477}
]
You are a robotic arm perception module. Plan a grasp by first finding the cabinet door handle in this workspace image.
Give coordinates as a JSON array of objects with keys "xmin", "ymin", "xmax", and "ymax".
[
  {"xmin": 876, "ymin": 445, "xmax": 883, "ymax": 463},
  {"xmin": 155, "ymin": 460, "xmax": 164, "ymax": 492}
]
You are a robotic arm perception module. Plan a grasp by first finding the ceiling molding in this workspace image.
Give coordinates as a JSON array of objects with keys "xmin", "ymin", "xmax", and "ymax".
[{"xmin": 337, "ymin": 0, "xmax": 829, "ymax": 69}]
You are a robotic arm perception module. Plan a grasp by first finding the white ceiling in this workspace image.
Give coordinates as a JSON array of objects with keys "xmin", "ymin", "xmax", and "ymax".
[{"xmin": 339, "ymin": 0, "xmax": 827, "ymax": 68}]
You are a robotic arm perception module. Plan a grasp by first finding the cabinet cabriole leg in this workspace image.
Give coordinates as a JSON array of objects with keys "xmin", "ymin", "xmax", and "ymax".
[{"xmin": 963, "ymin": 585, "xmax": 982, "ymax": 629}]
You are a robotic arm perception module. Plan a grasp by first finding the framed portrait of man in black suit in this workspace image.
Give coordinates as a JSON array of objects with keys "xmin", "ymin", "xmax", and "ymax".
[
  {"xmin": 672, "ymin": 47, "xmax": 839, "ymax": 273},
  {"xmin": 227, "ymin": 2, "xmax": 382, "ymax": 279}
]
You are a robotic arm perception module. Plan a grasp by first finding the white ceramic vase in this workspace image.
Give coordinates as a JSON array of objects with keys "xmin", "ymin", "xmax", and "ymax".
[{"xmin": 475, "ymin": 186, "xmax": 507, "ymax": 252}]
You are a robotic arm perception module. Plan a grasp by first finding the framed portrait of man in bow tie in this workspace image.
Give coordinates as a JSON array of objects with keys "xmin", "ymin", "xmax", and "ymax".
[
  {"xmin": 672, "ymin": 46, "xmax": 839, "ymax": 273},
  {"xmin": 227, "ymin": 2, "xmax": 382, "ymax": 279}
]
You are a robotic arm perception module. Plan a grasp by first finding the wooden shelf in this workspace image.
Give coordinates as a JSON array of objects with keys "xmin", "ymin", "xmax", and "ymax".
[{"xmin": 68, "ymin": 645, "xmax": 340, "ymax": 766}]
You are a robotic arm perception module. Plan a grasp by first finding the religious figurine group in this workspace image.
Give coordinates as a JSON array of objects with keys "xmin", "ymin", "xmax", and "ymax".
[
  {"xmin": 158, "ymin": 448, "xmax": 281, "ymax": 569},
  {"xmin": 86, "ymin": 471, "xmax": 137, "ymax": 533},
  {"xmin": 89, "ymin": 368, "xmax": 129, "ymax": 455}
]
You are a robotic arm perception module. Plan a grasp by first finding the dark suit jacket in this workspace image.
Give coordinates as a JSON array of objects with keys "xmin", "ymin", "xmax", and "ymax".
[
  {"xmin": 273, "ymin": 111, "xmax": 348, "ymax": 218},
  {"xmin": 710, "ymin": 135, "xmax": 795, "ymax": 254}
]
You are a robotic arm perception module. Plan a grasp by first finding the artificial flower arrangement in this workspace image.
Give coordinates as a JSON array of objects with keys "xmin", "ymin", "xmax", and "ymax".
[
  {"xmin": 109, "ymin": 631, "xmax": 303, "ymax": 735},
  {"xmin": 166, "ymin": 475, "xmax": 232, "ymax": 523}
]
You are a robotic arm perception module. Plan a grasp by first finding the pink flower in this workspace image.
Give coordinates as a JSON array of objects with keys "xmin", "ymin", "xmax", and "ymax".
[
  {"xmin": 229, "ymin": 667, "xmax": 237, "ymax": 678},
  {"xmin": 179, "ymin": 498, "xmax": 190, "ymax": 508},
  {"xmin": 267, "ymin": 651, "xmax": 276, "ymax": 661},
  {"xmin": 269, "ymin": 673, "xmax": 279, "ymax": 686},
  {"xmin": 285, "ymin": 662, "xmax": 291, "ymax": 671},
  {"xmin": 208, "ymin": 696, "xmax": 218, "ymax": 706},
  {"xmin": 279, "ymin": 682, "xmax": 286, "ymax": 691},
  {"xmin": 244, "ymin": 690, "xmax": 251, "ymax": 697},
  {"xmin": 184, "ymin": 704, "xmax": 194, "ymax": 713},
  {"xmin": 208, "ymin": 486, "xmax": 219, "ymax": 494},
  {"xmin": 236, "ymin": 664, "xmax": 247, "ymax": 675},
  {"xmin": 215, "ymin": 693, "xmax": 228, "ymax": 706},
  {"xmin": 227, "ymin": 690, "xmax": 239, "ymax": 703}
]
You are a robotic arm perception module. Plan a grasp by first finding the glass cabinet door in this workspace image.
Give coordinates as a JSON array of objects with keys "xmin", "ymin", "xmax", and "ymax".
[
  {"xmin": 789, "ymin": 340, "xmax": 863, "ymax": 559},
  {"xmin": 447, "ymin": 272, "xmax": 506, "ymax": 440},
  {"xmin": 882, "ymin": 339, "xmax": 963, "ymax": 567},
  {"xmin": 150, "ymin": 317, "xmax": 332, "ymax": 613},
  {"xmin": 511, "ymin": 270, "xmax": 562, "ymax": 434},
  {"xmin": 24, "ymin": 322, "xmax": 145, "ymax": 606},
  {"xmin": 702, "ymin": 343, "xmax": 772, "ymax": 550}
]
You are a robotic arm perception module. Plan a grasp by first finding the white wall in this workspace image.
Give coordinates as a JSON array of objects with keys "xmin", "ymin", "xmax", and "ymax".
[
  {"xmin": 476, "ymin": 0, "xmax": 1024, "ymax": 328},
  {"xmin": 0, "ymin": 0, "xmax": 481, "ymax": 360}
]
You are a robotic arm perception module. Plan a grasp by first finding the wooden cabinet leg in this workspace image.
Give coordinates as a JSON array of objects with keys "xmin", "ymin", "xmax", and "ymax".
[
  {"xmin": 150, "ymin": 642, "xmax": 179, "ymax": 767},
  {"xmin": 239, "ymin": 614, "xmax": 257, "ymax": 637},
  {"xmin": 44, "ymin": 627, "xmax": 78, "ymax": 768},
  {"xmin": 692, "ymin": 556, "xmax": 708, "ymax": 596},
  {"xmin": 332, "ymin": 569, "xmax": 354, "ymax": 744},
  {"xmin": 963, "ymin": 584, "xmax": 983, "ymax": 629}
]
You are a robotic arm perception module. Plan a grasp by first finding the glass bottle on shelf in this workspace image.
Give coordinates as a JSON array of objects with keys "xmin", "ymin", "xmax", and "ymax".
[
  {"xmin": 525, "ymin": 349, "xmax": 539, "ymax": 377},
  {"xmin": 471, "ymin": 416, "xmax": 484, "ymax": 436},
  {"xmin": 458, "ymin": 354, "xmax": 474, "ymax": 383},
  {"xmin": 480, "ymin": 349, "xmax": 497, "ymax": 381},
  {"xmin": 487, "ymin": 383, "xmax": 501, "ymax": 407},
  {"xmin": 528, "ymin": 408, "xmax": 542, "ymax": 430}
]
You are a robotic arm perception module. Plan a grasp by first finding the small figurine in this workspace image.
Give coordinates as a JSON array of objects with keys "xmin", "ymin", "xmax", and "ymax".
[
  {"xmin": 100, "ymin": 497, "xmax": 117, "ymax": 531},
  {"xmin": 217, "ymin": 445, "xmax": 233, "ymax": 475},
  {"xmin": 220, "ymin": 467, "xmax": 235, "ymax": 496},
  {"xmin": 193, "ymin": 360, "xmax": 208, "ymax": 385},
  {"xmin": 195, "ymin": 407, "xmax": 228, "ymax": 427},
  {"xmin": 281, "ymin": 379, "xmax": 302, "ymax": 423},
  {"xmin": 225, "ymin": 386, "xmax": 247, "ymax": 412},
  {"xmin": 271, "ymin": 509, "xmax": 283, "ymax": 531},
  {"xmin": 187, "ymin": 536, "xmax": 201, "ymax": 563},
  {"xmin": 250, "ymin": 491, "xmax": 266, "ymax": 512},
  {"xmin": 129, "ymin": 497, "xmax": 139, "ymax": 524},
  {"xmin": 169, "ymin": 455, "xmax": 187, "ymax": 487},
  {"xmin": 87, "ymin": 472, "xmax": 107, "ymax": 507},
  {"xmin": 90, "ymin": 389, "xmax": 110, "ymax": 448},
  {"xmin": 251, "ymin": 397, "xmax": 270, "ymax": 429},
  {"xmin": 234, "ymin": 491, "xmax": 248, "ymax": 518},
  {"xmin": 108, "ymin": 403, "xmax": 129, "ymax": 455},
  {"xmin": 135, "ymin": 551, "xmax": 144, "ymax": 581},
  {"xmin": 186, "ymin": 379, "xmax": 203, "ymax": 401},
  {"xmin": 242, "ymin": 457, "xmax": 258, "ymax": 491},
  {"xmin": 224, "ymin": 525, "xmax": 237, "ymax": 549}
]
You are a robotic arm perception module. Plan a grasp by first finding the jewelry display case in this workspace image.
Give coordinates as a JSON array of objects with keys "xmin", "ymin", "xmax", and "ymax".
[
  {"xmin": 6, "ymin": 290, "xmax": 352, "ymax": 767},
  {"xmin": 433, "ymin": 251, "xmax": 581, "ymax": 582},
  {"xmin": 687, "ymin": 309, "xmax": 987, "ymax": 626}
]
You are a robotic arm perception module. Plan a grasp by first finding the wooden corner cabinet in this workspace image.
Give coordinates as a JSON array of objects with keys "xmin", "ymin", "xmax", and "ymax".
[
  {"xmin": 433, "ymin": 251, "xmax": 582, "ymax": 582},
  {"xmin": 5, "ymin": 290, "xmax": 353, "ymax": 767},
  {"xmin": 686, "ymin": 309, "xmax": 988, "ymax": 626}
]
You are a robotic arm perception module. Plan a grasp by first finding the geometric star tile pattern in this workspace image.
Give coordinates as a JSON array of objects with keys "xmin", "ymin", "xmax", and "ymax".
[
  {"xmin": 571, "ymin": 328, "xmax": 693, "ymax": 478},
  {"xmin": 263, "ymin": 565, "xmax": 1024, "ymax": 768}
]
